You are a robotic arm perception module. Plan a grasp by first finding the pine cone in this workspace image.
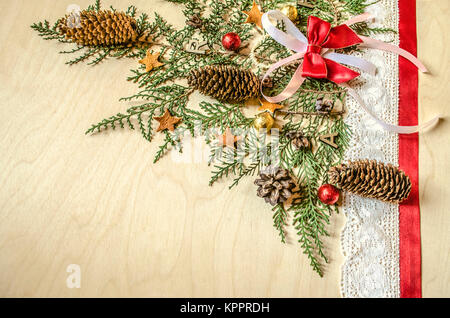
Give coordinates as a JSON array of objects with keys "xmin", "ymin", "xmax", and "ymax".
[
  {"xmin": 58, "ymin": 10, "xmax": 139, "ymax": 46},
  {"xmin": 187, "ymin": 65, "xmax": 260, "ymax": 102},
  {"xmin": 186, "ymin": 15, "xmax": 203, "ymax": 29},
  {"xmin": 315, "ymin": 97, "xmax": 333, "ymax": 113},
  {"xmin": 255, "ymin": 169, "xmax": 297, "ymax": 206},
  {"xmin": 286, "ymin": 131, "xmax": 310, "ymax": 150},
  {"xmin": 261, "ymin": 77, "xmax": 273, "ymax": 88},
  {"xmin": 329, "ymin": 160, "xmax": 412, "ymax": 203}
]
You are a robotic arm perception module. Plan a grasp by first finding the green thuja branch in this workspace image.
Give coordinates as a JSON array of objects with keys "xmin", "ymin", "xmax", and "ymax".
[
  {"xmin": 154, "ymin": 130, "xmax": 179, "ymax": 163},
  {"xmin": 31, "ymin": 20, "xmax": 66, "ymax": 42},
  {"xmin": 289, "ymin": 150, "xmax": 332, "ymax": 277},
  {"xmin": 87, "ymin": 0, "xmax": 101, "ymax": 12},
  {"xmin": 342, "ymin": 0, "xmax": 376, "ymax": 15},
  {"xmin": 351, "ymin": 22, "xmax": 396, "ymax": 37},
  {"xmin": 187, "ymin": 102, "xmax": 253, "ymax": 132},
  {"xmin": 86, "ymin": 86, "xmax": 193, "ymax": 141},
  {"xmin": 31, "ymin": 0, "xmax": 156, "ymax": 65},
  {"xmin": 81, "ymin": 0, "xmax": 392, "ymax": 277},
  {"xmin": 273, "ymin": 204, "xmax": 289, "ymax": 244},
  {"xmin": 209, "ymin": 147, "xmax": 246, "ymax": 186}
]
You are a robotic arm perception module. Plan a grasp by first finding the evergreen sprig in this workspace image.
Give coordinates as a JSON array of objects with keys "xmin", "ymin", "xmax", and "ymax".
[
  {"xmin": 31, "ymin": 0, "xmax": 156, "ymax": 65},
  {"xmin": 273, "ymin": 204, "xmax": 289, "ymax": 244},
  {"xmin": 30, "ymin": 0, "xmax": 394, "ymax": 276},
  {"xmin": 85, "ymin": 0, "xmax": 381, "ymax": 276},
  {"xmin": 31, "ymin": 20, "xmax": 66, "ymax": 42}
]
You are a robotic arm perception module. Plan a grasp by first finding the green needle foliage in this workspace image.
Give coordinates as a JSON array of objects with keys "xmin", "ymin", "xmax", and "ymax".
[
  {"xmin": 31, "ymin": 0, "xmax": 156, "ymax": 65},
  {"xmin": 35, "ymin": 0, "xmax": 392, "ymax": 276},
  {"xmin": 89, "ymin": 0, "xmax": 388, "ymax": 277},
  {"xmin": 273, "ymin": 204, "xmax": 289, "ymax": 243}
]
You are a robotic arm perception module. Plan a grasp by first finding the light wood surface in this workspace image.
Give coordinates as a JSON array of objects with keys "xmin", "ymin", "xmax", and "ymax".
[
  {"xmin": 0, "ymin": 0, "xmax": 448, "ymax": 298},
  {"xmin": 417, "ymin": 0, "xmax": 450, "ymax": 299}
]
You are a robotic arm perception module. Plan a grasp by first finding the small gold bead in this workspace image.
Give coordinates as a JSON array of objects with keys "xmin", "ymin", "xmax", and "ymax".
[
  {"xmin": 280, "ymin": 5, "xmax": 299, "ymax": 22},
  {"xmin": 253, "ymin": 112, "xmax": 275, "ymax": 132}
]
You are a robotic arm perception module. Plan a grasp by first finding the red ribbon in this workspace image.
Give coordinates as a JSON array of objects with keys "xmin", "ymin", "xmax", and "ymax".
[
  {"xmin": 398, "ymin": 0, "xmax": 422, "ymax": 298},
  {"xmin": 261, "ymin": 10, "xmax": 437, "ymax": 134},
  {"xmin": 302, "ymin": 16, "xmax": 363, "ymax": 84}
]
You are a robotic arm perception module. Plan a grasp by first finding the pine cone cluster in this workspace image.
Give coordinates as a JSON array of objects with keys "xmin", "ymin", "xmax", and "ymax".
[
  {"xmin": 255, "ymin": 169, "xmax": 297, "ymax": 206},
  {"xmin": 286, "ymin": 131, "xmax": 310, "ymax": 150},
  {"xmin": 187, "ymin": 65, "xmax": 260, "ymax": 102},
  {"xmin": 59, "ymin": 10, "xmax": 140, "ymax": 46},
  {"xmin": 329, "ymin": 160, "xmax": 412, "ymax": 203}
]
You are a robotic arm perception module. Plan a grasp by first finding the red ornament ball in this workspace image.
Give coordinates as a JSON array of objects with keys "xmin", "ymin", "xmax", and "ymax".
[
  {"xmin": 318, "ymin": 184, "xmax": 340, "ymax": 205},
  {"xmin": 222, "ymin": 32, "xmax": 241, "ymax": 51}
]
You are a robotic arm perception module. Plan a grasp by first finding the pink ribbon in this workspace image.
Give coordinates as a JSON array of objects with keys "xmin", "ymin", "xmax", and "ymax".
[{"xmin": 261, "ymin": 10, "xmax": 439, "ymax": 134}]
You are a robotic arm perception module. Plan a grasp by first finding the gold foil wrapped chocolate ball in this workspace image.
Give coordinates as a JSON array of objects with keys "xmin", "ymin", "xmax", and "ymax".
[
  {"xmin": 253, "ymin": 112, "xmax": 275, "ymax": 132},
  {"xmin": 280, "ymin": 5, "xmax": 298, "ymax": 22}
]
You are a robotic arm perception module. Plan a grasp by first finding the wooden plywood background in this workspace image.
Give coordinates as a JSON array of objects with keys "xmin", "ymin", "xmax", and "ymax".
[{"xmin": 0, "ymin": 0, "xmax": 448, "ymax": 297}]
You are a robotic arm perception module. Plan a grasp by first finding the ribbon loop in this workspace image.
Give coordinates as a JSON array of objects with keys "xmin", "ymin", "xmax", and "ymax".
[
  {"xmin": 342, "ymin": 84, "xmax": 439, "ymax": 133},
  {"xmin": 307, "ymin": 16, "xmax": 332, "ymax": 46},
  {"xmin": 323, "ymin": 24, "xmax": 363, "ymax": 48},
  {"xmin": 261, "ymin": 52, "xmax": 305, "ymax": 104},
  {"xmin": 323, "ymin": 52, "xmax": 377, "ymax": 75},
  {"xmin": 260, "ymin": 10, "xmax": 438, "ymax": 134},
  {"xmin": 359, "ymin": 35, "xmax": 428, "ymax": 73},
  {"xmin": 261, "ymin": 10, "xmax": 307, "ymax": 52}
]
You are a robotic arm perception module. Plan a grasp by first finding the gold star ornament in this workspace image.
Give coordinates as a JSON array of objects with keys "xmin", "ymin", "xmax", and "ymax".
[
  {"xmin": 243, "ymin": 1, "xmax": 264, "ymax": 29},
  {"xmin": 155, "ymin": 109, "xmax": 182, "ymax": 132},
  {"xmin": 258, "ymin": 99, "xmax": 284, "ymax": 113},
  {"xmin": 139, "ymin": 50, "xmax": 164, "ymax": 72}
]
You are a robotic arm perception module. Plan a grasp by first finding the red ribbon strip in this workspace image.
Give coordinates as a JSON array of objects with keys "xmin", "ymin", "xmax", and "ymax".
[{"xmin": 398, "ymin": 0, "xmax": 422, "ymax": 298}]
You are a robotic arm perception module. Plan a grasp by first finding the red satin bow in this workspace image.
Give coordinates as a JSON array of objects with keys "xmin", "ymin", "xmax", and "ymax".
[{"xmin": 302, "ymin": 16, "xmax": 363, "ymax": 84}]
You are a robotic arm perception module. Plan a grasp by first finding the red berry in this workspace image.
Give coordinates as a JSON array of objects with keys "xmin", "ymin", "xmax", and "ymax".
[
  {"xmin": 318, "ymin": 184, "xmax": 340, "ymax": 205},
  {"xmin": 222, "ymin": 32, "xmax": 241, "ymax": 51}
]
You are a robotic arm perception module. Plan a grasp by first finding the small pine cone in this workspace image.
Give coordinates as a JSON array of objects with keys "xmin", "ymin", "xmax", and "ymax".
[
  {"xmin": 261, "ymin": 77, "xmax": 273, "ymax": 88},
  {"xmin": 187, "ymin": 65, "xmax": 260, "ymax": 102},
  {"xmin": 59, "ymin": 10, "xmax": 139, "ymax": 46},
  {"xmin": 329, "ymin": 160, "xmax": 412, "ymax": 204},
  {"xmin": 255, "ymin": 169, "xmax": 297, "ymax": 206},
  {"xmin": 186, "ymin": 15, "xmax": 203, "ymax": 29},
  {"xmin": 316, "ymin": 97, "xmax": 333, "ymax": 113},
  {"xmin": 286, "ymin": 131, "xmax": 310, "ymax": 150}
]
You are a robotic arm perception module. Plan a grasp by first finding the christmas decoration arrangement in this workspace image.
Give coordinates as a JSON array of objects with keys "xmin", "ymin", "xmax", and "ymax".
[{"xmin": 31, "ymin": 0, "xmax": 433, "ymax": 277}]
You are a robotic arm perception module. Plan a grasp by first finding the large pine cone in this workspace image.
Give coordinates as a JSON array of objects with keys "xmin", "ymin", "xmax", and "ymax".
[
  {"xmin": 329, "ymin": 160, "xmax": 412, "ymax": 203},
  {"xmin": 255, "ymin": 169, "xmax": 297, "ymax": 206},
  {"xmin": 187, "ymin": 65, "xmax": 260, "ymax": 102},
  {"xmin": 59, "ymin": 10, "xmax": 139, "ymax": 46}
]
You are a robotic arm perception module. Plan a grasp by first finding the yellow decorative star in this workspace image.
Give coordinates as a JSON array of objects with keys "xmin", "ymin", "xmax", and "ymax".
[
  {"xmin": 154, "ymin": 109, "xmax": 182, "ymax": 132},
  {"xmin": 258, "ymin": 99, "xmax": 284, "ymax": 113},
  {"xmin": 139, "ymin": 50, "xmax": 164, "ymax": 72},
  {"xmin": 217, "ymin": 128, "xmax": 242, "ymax": 148},
  {"xmin": 243, "ymin": 1, "xmax": 264, "ymax": 29}
]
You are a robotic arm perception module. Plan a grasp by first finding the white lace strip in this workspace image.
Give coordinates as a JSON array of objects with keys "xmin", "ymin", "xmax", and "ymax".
[{"xmin": 340, "ymin": 0, "xmax": 401, "ymax": 298}]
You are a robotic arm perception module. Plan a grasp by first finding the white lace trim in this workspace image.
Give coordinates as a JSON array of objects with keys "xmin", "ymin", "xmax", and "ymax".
[{"xmin": 340, "ymin": 0, "xmax": 401, "ymax": 298}]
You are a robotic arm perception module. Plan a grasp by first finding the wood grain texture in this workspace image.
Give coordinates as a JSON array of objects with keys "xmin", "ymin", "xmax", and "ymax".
[
  {"xmin": 0, "ymin": 0, "xmax": 448, "ymax": 298},
  {"xmin": 417, "ymin": 0, "xmax": 450, "ymax": 299}
]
